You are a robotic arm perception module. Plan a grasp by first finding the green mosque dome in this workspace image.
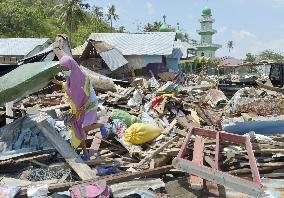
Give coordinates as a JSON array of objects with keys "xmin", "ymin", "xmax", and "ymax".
[
  {"xmin": 202, "ymin": 6, "xmax": 212, "ymax": 16},
  {"xmin": 175, "ymin": 23, "xmax": 183, "ymax": 39},
  {"xmin": 160, "ymin": 23, "xmax": 169, "ymax": 32},
  {"xmin": 176, "ymin": 29, "xmax": 183, "ymax": 39}
]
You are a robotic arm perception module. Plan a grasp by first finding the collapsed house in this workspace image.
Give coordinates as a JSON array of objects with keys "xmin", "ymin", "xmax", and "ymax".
[
  {"xmin": 0, "ymin": 35, "xmax": 284, "ymax": 197},
  {"xmin": 73, "ymin": 32, "xmax": 194, "ymax": 78},
  {"xmin": 0, "ymin": 38, "xmax": 52, "ymax": 76}
]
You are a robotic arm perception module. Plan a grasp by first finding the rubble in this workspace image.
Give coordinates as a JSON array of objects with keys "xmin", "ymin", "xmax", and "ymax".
[{"xmin": 1, "ymin": 55, "xmax": 284, "ymax": 197}]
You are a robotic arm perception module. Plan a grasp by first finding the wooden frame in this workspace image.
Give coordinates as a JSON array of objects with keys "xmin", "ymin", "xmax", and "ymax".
[{"xmin": 172, "ymin": 127, "xmax": 263, "ymax": 197}]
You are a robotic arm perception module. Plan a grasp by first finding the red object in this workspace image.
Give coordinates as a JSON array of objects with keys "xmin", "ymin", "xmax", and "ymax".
[
  {"xmin": 151, "ymin": 96, "xmax": 164, "ymax": 108},
  {"xmin": 173, "ymin": 127, "xmax": 263, "ymax": 197}
]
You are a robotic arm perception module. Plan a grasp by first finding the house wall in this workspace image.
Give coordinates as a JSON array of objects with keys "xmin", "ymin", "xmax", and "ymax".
[
  {"xmin": 197, "ymin": 50, "xmax": 215, "ymax": 58},
  {"xmin": 167, "ymin": 58, "xmax": 180, "ymax": 72},
  {"xmin": 125, "ymin": 55, "xmax": 162, "ymax": 69},
  {"xmin": 0, "ymin": 55, "xmax": 23, "ymax": 64}
]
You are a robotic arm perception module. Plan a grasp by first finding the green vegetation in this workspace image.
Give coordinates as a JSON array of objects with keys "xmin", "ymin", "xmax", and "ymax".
[
  {"xmin": 245, "ymin": 50, "xmax": 284, "ymax": 63},
  {"xmin": 143, "ymin": 21, "xmax": 163, "ymax": 32},
  {"xmin": 107, "ymin": 5, "xmax": 119, "ymax": 33},
  {"xmin": 227, "ymin": 40, "xmax": 234, "ymax": 53},
  {"xmin": 0, "ymin": 0, "xmax": 121, "ymax": 47}
]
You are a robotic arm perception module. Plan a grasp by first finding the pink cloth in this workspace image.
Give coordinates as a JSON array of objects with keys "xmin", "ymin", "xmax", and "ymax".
[
  {"xmin": 82, "ymin": 109, "xmax": 98, "ymax": 128},
  {"xmin": 59, "ymin": 56, "xmax": 97, "ymax": 140},
  {"xmin": 59, "ymin": 56, "xmax": 87, "ymax": 109},
  {"xmin": 71, "ymin": 181, "xmax": 111, "ymax": 198}
]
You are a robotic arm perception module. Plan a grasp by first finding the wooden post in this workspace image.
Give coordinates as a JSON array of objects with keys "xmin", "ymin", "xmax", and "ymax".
[{"xmin": 5, "ymin": 101, "xmax": 14, "ymax": 124}]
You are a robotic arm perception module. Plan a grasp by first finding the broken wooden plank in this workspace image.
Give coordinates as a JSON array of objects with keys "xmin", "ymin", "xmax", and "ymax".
[
  {"xmin": 89, "ymin": 132, "xmax": 102, "ymax": 159},
  {"xmin": 18, "ymin": 165, "xmax": 173, "ymax": 197},
  {"xmin": 189, "ymin": 136, "xmax": 204, "ymax": 190},
  {"xmin": 173, "ymin": 158, "xmax": 264, "ymax": 197},
  {"xmin": 162, "ymin": 119, "xmax": 177, "ymax": 134},
  {"xmin": 32, "ymin": 114, "xmax": 96, "ymax": 180},
  {"xmin": 135, "ymin": 136, "xmax": 179, "ymax": 168}
]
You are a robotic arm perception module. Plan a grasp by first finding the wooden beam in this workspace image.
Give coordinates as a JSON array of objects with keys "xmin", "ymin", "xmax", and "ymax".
[
  {"xmin": 189, "ymin": 136, "xmax": 204, "ymax": 190},
  {"xmin": 135, "ymin": 136, "xmax": 179, "ymax": 168},
  {"xmin": 32, "ymin": 114, "xmax": 96, "ymax": 180},
  {"xmin": 173, "ymin": 158, "xmax": 264, "ymax": 197}
]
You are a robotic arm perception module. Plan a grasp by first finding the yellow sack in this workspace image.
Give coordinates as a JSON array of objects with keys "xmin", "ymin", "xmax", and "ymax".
[{"xmin": 123, "ymin": 123, "xmax": 162, "ymax": 145}]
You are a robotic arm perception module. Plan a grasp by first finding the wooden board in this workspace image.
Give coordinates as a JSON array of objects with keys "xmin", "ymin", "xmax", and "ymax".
[
  {"xmin": 189, "ymin": 136, "xmax": 204, "ymax": 190},
  {"xmin": 32, "ymin": 114, "xmax": 96, "ymax": 180},
  {"xmin": 0, "ymin": 61, "xmax": 60, "ymax": 105}
]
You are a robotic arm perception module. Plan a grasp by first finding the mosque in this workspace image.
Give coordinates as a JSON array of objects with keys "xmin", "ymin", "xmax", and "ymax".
[{"xmin": 159, "ymin": 6, "xmax": 222, "ymax": 59}]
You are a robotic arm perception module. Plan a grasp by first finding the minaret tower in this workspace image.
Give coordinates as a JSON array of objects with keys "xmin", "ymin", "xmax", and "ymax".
[{"xmin": 196, "ymin": 6, "xmax": 221, "ymax": 58}]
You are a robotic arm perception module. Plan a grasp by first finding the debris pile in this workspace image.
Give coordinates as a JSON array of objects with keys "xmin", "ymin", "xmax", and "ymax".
[{"xmin": 1, "ymin": 69, "xmax": 284, "ymax": 197}]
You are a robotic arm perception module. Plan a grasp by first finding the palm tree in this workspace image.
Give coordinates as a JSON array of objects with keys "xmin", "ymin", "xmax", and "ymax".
[
  {"xmin": 117, "ymin": 26, "xmax": 126, "ymax": 33},
  {"xmin": 55, "ymin": 0, "xmax": 89, "ymax": 48},
  {"xmin": 92, "ymin": 6, "xmax": 104, "ymax": 20},
  {"xmin": 107, "ymin": 5, "xmax": 119, "ymax": 32},
  {"xmin": 227, "ymin": 40, "xmax": 234, "ymax": 53}
]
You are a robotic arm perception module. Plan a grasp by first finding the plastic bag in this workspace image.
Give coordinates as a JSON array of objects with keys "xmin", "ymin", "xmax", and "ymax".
[
  {"xmin": 123, "ymin": 123, "xmax": 161, "ymax": 145},
  {"xmin": 112, "ymin": 119, "xmax": 127, "ymax": 138},
  {"xmin": 110, "ymin": 109, "xmax": 142, "ymax": 127}
]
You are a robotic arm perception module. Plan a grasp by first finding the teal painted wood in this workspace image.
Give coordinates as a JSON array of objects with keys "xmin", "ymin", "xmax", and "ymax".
[{"xmin": 0, "ymin": 61, "xmax": 60, "ymax": 105}]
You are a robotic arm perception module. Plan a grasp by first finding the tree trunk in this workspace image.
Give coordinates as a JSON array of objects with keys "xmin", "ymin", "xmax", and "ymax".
[
  {"xmin": 69, "ymin": 23, "xmax": 72, "ymax": 49},
  {"xmin": 110, "ymin": 17, "xmax": 113, "ymax": 32}
]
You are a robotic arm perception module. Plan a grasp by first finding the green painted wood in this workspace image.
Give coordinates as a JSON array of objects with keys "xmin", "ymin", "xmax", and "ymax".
[{"xmin": 0, "ymin": 61, "xmax": 60, "ymax": 105}]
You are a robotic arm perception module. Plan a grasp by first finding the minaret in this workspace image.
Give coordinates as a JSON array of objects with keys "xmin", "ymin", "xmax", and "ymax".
[{"xmin": 196, "ymin": 6, "xmax": 221, "ymax": 58}]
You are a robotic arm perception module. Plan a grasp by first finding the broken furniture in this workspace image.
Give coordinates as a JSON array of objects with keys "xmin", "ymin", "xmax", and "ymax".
[{"xmin": 172, "ymin": 127, "xmax": 264, "ymax": 197}]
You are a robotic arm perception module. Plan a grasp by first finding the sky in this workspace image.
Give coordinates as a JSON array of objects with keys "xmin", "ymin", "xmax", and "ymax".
[{"xmin": 87, "ymin": 0, "xmax": 284, "ymax": 59}]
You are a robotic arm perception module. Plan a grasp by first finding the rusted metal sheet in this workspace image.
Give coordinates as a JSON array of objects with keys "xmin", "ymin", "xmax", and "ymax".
[{"xmin": 173, "ymin": 127, "xmax": 264, "ymax": 197}]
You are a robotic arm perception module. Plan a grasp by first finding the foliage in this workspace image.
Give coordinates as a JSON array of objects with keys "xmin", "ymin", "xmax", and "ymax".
[
  {"xmin": 54, "ymin": 0, "xmax": 90, "ymax": 48},
  {"xmin": 244, "ymin": 53, "xmax": 257, "ymax": 63},
  {"xmin": 92, "ymin": 5, "xmax": 104, "ymax": 20},
  {"xmin": 143, "ymin": 21, "xmax": 162, "ymax": 32},
  {"xmin": 72, "ymin": 17, "xmax": 110, "ymax": 46},
  {"xmin": 244, "ymin": 50, "xmax": 284, "ymax": 63},
  {"xmin": 0, "ymin": 0, "xmax": 114, "ymax": 48},
  {"xmin": 107, "ymin": 5, "xmax": 119, "ymax": 32},
  {"xmin": 117, "ymin": 26, "xmax": 126, "ymax": 33},
  {"xmin": 0, "ymin": 0, "xmax": 60, "ymax": 38},
  {"xmin": 259, "ymin": 50, "xmax": 284, "ymax": 61},
  {"xmin": 227, "ymin": 40, "xmax": 234, "ymax": 53}
]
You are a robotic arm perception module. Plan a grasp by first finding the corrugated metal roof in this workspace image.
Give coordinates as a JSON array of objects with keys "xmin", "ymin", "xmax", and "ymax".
[
  {"xmin": 217, "ymin": 56, "xmax": 243, "ymax": 67},
  {"xmin": 0, "ymin": 38, "xmax": 51, "ymax": 56},
  {"xmin": 174, "ymin": 40, "xmax": 194, "ymax": 59},
  {"xmin": 88, "ymin": 32, "xmax": 176, "ymax": 56},
  {"xmin": 168, "ymin": 48, "xmax": 183, "ymax": 59},
  {"xmin": 99, "ymin": 48, "xmax": 128, "ymax": 71},
  {"xmin": 72, "ymin": 43, "xmax": 87, "ymax": 56}
]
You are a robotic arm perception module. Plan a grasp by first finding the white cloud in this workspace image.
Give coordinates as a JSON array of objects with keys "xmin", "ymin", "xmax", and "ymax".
[
  {"xmin": 187, "ymin": 15, "xmax": 194, "ymax": 20},
  {"xmin": 232, "ymin": 30, "xmax": 257, "ymax": 40},
  {"xmin": 217, "ymin": 26, "xmax": 228, "ymax": 34},
  {"xmin": 270, "ymin": 0, "xmax": 284, "ymax": 8},
  {"xmin": 218, "ymin": 29, "xmax": 284, "ymax": 58},
  {"xmin": 146, "ymin": 1, "xmax": 154, "ymax": 15}
]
